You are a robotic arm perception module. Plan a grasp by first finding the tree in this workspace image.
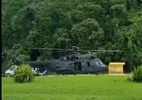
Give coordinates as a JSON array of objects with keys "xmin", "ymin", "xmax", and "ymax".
[{"xmin": 71, "ymin": 18, "xmax": 104, "ymax": 49}]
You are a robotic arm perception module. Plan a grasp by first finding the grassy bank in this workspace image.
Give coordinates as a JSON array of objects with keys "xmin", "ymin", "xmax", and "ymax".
[{"xmin": 2, "ymin": 75, "xmax": 142, "ymax": 100}]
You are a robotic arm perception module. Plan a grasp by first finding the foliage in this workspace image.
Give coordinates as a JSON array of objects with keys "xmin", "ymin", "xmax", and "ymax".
[
  {"xmin": 71, "ymin": 18, "xmax": 104, "ymax": 49},
  {"xmin": 14, "ymin": 64, "xmax": 34, "ymax": 83},
  {"xmin": 2, "ymin": 0, "xmax": 142, "ymax": 72},
  {"xmin": 131, "ymin": 66, "xmax": 142, "ymax": 82}
]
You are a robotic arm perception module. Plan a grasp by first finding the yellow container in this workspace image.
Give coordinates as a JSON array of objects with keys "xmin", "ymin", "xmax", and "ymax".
[{"xmin": 109, "ymin": 62, "xmax": 125, "ymax": 74}]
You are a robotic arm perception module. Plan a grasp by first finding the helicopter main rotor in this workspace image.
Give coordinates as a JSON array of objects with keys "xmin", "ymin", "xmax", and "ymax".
[{"xmin": 29, "ymin": 46, "xmax": 126, "ymax": 54}]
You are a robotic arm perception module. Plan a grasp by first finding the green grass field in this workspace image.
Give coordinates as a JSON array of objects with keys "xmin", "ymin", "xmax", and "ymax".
[{"xmin": 2, "ymin": 75, "xmax": 142, "ymax": 100}]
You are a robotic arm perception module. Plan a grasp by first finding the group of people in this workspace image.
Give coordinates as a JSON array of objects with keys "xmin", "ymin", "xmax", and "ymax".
[{"xmin": 31, "ymin": 68, "xmax": 47, "ymax": 76}]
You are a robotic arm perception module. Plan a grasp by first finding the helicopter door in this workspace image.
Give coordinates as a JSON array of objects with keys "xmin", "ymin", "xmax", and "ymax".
[
  {"xmin": 74, "ymin": 62, "xmax": 81, "ymax": 71},
  {"xmin": 86, "ymin": 61, "xmax": 90, "ymax": 67}
]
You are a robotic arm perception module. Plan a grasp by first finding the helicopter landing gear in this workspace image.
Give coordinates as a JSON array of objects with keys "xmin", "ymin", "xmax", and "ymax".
[
  {"xmin": 95, "ymin": 72, "xmax": 100, "ymax": 75},
  {"xmin": 63, "ymin": 74, "xmax": 68, "ymax": 76}
]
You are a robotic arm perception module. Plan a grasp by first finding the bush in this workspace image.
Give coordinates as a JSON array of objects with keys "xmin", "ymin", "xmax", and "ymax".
[
  {"xmin": 131, "ymin": 66, "xmax": 142, "ymax": 82},
  {"xmin": 14, "ymin": 64, "xmax": 35, "ymax": 83}
]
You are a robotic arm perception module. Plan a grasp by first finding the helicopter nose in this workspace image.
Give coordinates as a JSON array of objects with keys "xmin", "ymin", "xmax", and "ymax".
[
  {"xmin": 105, "ymin": 65, "xmax": 108, "ymax": 70},
  {"xmin": 102, "ymin": 65, "xmax": 108, "ymax": 71},
  {"xmin": 105, "ymin": 65, "xmax": 109, "ymax": 71}
]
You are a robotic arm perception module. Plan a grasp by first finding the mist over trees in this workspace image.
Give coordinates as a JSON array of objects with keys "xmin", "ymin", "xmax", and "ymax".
[{"xmin": 2, "ymin": 0, "xmax": 142, "ymax": 73}]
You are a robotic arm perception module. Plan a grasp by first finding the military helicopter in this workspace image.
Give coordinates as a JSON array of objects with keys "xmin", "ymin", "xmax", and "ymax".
[{"xmin": 10, "ymin": 46, "xmax": 124, "ymax": 75}]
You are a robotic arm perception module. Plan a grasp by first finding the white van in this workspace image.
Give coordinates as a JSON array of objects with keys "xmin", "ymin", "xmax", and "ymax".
[
  {"xmin": 5, "ymin": 65, "xmax": 46, "ymax": 77},
  {"xmin": 5, "ymin": 65, "xmax": 17, "ymax": 77}
]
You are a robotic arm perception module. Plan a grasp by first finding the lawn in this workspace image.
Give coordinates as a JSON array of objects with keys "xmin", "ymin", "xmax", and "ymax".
[{"xmin": 2, "ymin": 74, "xmax": 142, "ymax": 100}]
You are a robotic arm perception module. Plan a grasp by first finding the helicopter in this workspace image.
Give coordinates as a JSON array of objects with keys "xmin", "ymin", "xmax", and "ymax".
[{"xmin": 10, "ymin": 46, "xmax": 124, "ymax": 75}]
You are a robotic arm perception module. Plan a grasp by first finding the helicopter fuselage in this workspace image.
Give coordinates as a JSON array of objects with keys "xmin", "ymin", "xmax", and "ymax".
[
  {"xmin": 11, "ymin": 51, "xmax": 108, "ymax": 75},
  {"xmin": 23, "ymin": 56, "xmax": 108, "ymax": 75}
]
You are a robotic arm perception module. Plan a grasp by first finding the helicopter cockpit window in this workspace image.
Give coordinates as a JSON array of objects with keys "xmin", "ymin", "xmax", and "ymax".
[
  {"xmin": 95, "ymin": 60, "xmax": 100, "ymax": 65},
  {"xmin": 98, "ymin": 60, "xmax": 103, "ymax": 65}
]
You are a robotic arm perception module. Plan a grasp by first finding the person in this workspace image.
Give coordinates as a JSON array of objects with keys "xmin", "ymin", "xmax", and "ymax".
[
  {"xmin": 42, "ymin": 70, "xmax": 47, "ymax": 76},
  {"xmin": 31, "ymin": 68, "xmax": 37, "ymax": 75},
  {"xmin": 35, "ymin": 68, "xmax": 40, "ymax": 76}
]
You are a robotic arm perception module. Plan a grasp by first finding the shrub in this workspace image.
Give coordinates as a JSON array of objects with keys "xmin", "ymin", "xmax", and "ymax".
[
  {"xmin": 14, "ymin": 64, "xmax": 35, "ymax": 83},
  {"xmin": 131, "ymin": 66, "xmax": 142, "ymax": 82}
]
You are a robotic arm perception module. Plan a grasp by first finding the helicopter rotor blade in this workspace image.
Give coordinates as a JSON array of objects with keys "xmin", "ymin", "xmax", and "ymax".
[
  {"xmin": 28, "ymin": 48, "xmax": 75, "ymax": 54},
  {"xmin": 28, "ymin": 47, "xmax": 126, "ymax": 53},
  {"xmin": 29, "ymin": 48, "xmax": 63, "ymax": 50},
  {"xmin": 88, "ymin": 50, "xmax": 126, "ymax": 52}
]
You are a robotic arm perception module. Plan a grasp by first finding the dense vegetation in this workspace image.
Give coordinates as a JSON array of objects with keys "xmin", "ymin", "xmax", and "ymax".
[
  {"xmin": 2, "ymin": 0, "xmax": 142, "ymax": 73},
  {"xmin": 14, "ymin": 64, "xmax": 35, "ymax": 83},
  {"xmin": 131, "ymin": 66, "xmax": 142, "ymax": 82}
]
